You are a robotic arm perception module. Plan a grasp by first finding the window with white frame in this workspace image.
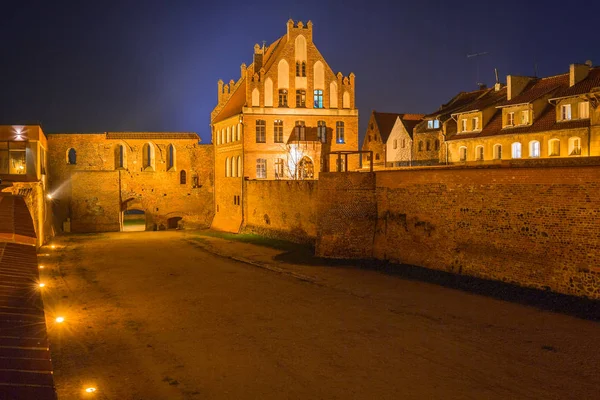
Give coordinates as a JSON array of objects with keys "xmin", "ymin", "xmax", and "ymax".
[
  {"xmin": 472, "ymin": 117, "xmax": 479, "ymax": 131},
  {"xmin": 459, "ymin": 147, "xmax": 467, "ymax": 161},
  {"xmin": 529, "ymin": 141, "xmax": 540, "ymax": 158},
  {"xmin": 336, "ymin": 121, "xmax": 345, "ymax": 143},
  {"xmin": 579, "ymin": 101, "xmax": 589, "ymax": 119},
  {"xmin": 461, "ymin": 119, "xmax": 467, "ymax": 132},
  {"xmin": 256, "ymin": 120, "xmax": 266, "ymax": 143},
  {"xmin": 511, "ymin": 142, "xmax": 522, "ymax": 159},
  {"xmin": 568, "ymin": 137, "xmax": 581, "ymax": 155},
  {"xmin": 274, "ymin": 158, "xmax": 285, "ymax": 178},
  {"xmin": 476, "ymin": 146, "xmax": 484, "ymax": 160},
  {"xmin": 506, "ymin": 112, "xmax": 515, "ymax": 127},
  {"xmin": 274, "ymin": 120, "xmax": 283, "ymax": 143},
  {"xmin": 256, "ymin": 158, "xmax": 267, "ymax": 178},
  {"xmin": 548, "ymin": 139, "xmax": 560, "ymax": 156},
  {"xmin": 493, "ymin": 144, "xmax": 502, "ymax": 159},
  {"xmin": 561, "ymin": 104, "xmax": 572, "ymax": 121},
  {"xmin": 520, "ymin": 110, "xmax": 529, "ymax": 125}
]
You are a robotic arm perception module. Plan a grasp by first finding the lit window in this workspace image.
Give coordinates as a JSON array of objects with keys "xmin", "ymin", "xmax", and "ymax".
[
  {"xmin": 278, "ymin": 89, "xmax": 288, "ymax": 107},
  {"xmin": 314, "ymin": 90, "xmax": 323, "ymax": 108},
  {"xmin": 549, "ymin": 139, "xmax": 560, "ymax": 156},
  {"xmin": 561, "ymin": 104, "xmax": 572, "ymax": 121},
  {"xmin": 476, "ymin": 146, "xmax": 484, "ymax": 160},
  {"xmin": 275, "ymin": 158, "xmax": 285, "ymax": 179},
  {"xmin": 459, "ymin": 147, "xmax": 467, "ymax": 161},
  {"xmin": 529, "ymin": 141, "xmax": 540, "ymax": 158},
  {"xmin": 521, "ymin": 110, "xmax": 529, "ymax": 125},
  {"xmin": 569, "ymin": 137, "xmax": 581, "ymax": 155},
  {"xmin": 494, "ymin": 144, "xmax": 502, "ymax": 160},
  {"xmin": 274, "ymin": 120, "xmax": 283, "ymax": 143},
  {"xmin": 255, "ymin": 120, "xmax": 266, "ymax": 143},
  {"xmin": 472, "ymin": 117, "xmax": 479, "ymax": 131},
  {"xmin": 434, "ymin": 120, "xmax": 440, "ymax": 129},
  {"xmin": 295, "ymin": 121, "xmax": 306, "ymax": 141},
  {"xmin": 317, "ymin": 121, "xmax": 327, "ymax": 143},
  {"xmin": 461, "ymin": 119, "xmax": 467, "ymax": 132},
  {"xmin": 4, "ymin": 142, "xmax": 27, "ymax": 174},
  {"xmin": 579, "ymin": 102, "xmax": 589, "ymax": 119},
  {"xmin": 296, "ymin": 90, "xmax": 306, "ymax": 107},
  {"xmin": 427, "ymin": 120, "xmax": 434, "ymax": 129},
  {"xmin": 256, "ymin": 158, "xmax": 267, "ymax": 178},
  {"xmin": 336, "ymin": 121, "xmax": 345, "ymax": 143},
  {"xmin": 511, "ymin": 142, "xmax": 522, "ymax": 159},
  {"xmin": 427, "ymin": 120, "xmax": 440, "ymax": 129},
  {"xmin": 506, "ymin": 112, "xmax": 515, "ymax": 127}
]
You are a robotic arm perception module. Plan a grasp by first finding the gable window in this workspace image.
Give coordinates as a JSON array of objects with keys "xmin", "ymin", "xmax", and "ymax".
[
  {"xmin": 579, "ymin": 101, "xmax": 589, "ymax": 119},
  {"xmin": 295, "ymin": 121, "xmax": 306, "ymax": 141},
  {"xmin": 274, "ymin": 120, "xmax": 283, "ymax": 143},
  {"xmin": 569, "ymin": 137, "xmax": 581, "ymax": 155},
  {"xmin": 67, "ymin": 148, "xmax": 77, "ymax": 165},
  {"xmin": 336, "ymin": 121, "xmax": 345, "ymax": 143},
  {"xmin": 459, "ymin": 147, "xmax": 467, "ymax": 161},
  {"xmin": 393, "ymin": 139, "xmax": 397, "ymax": 149},
  {"xmin": 314, "ymin": 90, "xmax": 324, "ymax": 108},
  {"xmin": 367, "ymin": 135, "xmax": 371, "ymax": 142},
  {"xmin": 180, "ymin": 170, "xmax": 187, "ymax": 184},
  {"xmin": 256, "ymin": 158, "xmax": 267, "ymax": 178},
  {"xmin": 561, "ymin": 104, "xmax": 572, "ymax": 121},
  {"xmin": 521, "ymin": 110, "xmax": 529, "ymax": 125},
  {"xmin": 296, "ymin": 90, "xmax": 306, "ymax": 107},
  {"xmin": 317, "ymin": 121, "xmax": 327, "ymax": 143},
  {"xmin": 511, "ymin": 142, "xmax": 522, "ymax": 159},
  {"xmin": 548, "ymin": 139, "xmax": 560, "ymax": 156},
  {"xmin": 278, "ymin": 89, "xmax": 288, "ymax": 107},
  {"xmin": 427, "ymin": 120, "xmax": 440, "ymax": 129},
  {"xmin": 434, "ymin": 139, "xmax": 440, "ymax": 151},
  {"xmin": 472, "ymin": 117, "xmax": 479, "ymax": 131},
  {"xmin": 507, "ymin": 112, "xmax": 515, "ymax": 127},
  {"xmin": 529, "ymin": 140, "xmax": 540, "ymax": 158},
  {"xmin": 476, "ymin": 145, "xmax": 484, "ymax": 160},
  {"xmin": 255, "ymin": 120, "xmax": 266, "ymax": 143},
  {"xmin": 375, "ymin": 153, "xmax": 380, "ymax": 161},
  {"xmin": 493, "ymin": 144, "xmax": 502, "ymax": 160},
  {"xmin": 418, "ymin": 141, "xmax": 423, "ymax": 151},
  {"xmin": 426, "ymin": 140, "xmax": 431, "ymax": 151},
  {"xmin": 461, "ymin": 119, "xmax": 467, "ymax": 132}
]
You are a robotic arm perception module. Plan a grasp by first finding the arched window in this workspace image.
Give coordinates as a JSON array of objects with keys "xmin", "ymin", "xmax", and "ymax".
[
  {"xmin": 418, "ymin": 141, "xmax": 423, "ymax": 151},
  {"xmin": 295, "ymin": 35, "xmax": 307, "ymax": 64},
  {"xmin": 231, "ymin": 125, "xmax": 236, "ymax": 141},
  {"xmin": 225, "ymin": 157, "xmax": 230, "ymax": 177},
  {"xmin": 459, "ymin": 146, "xmax": 467, "ymax": 161},
  {"xmin": 264, "ymin": 77, "xmax": 273, "ymax": 107},
  {"xmin": 426, "ymin": 141, "xmax": 431, "ymax": 151},
  {"xmin": 329, "ymin": 81, "xmax": 338, "ymax": 108},
  {"xmin": 115, "ymin": 144, "xmax": 126, "ymax": 169},
  {"xmin": 231, "ymin": 157, "xmax": 236, "ymax": 177},
  {"xmin": 511, "ymin": 142, "xmax": 522, "ymax": 159},
  {"xmin": 568, "ymin": 137, "xmax": 581, "ymax": 155},
  {"xmin": 493, "ymin": 144, "xmax": 502, "ymax": 160},
  {"xmin": 237, "ymin": 156, "xmax": 242, "ymax": 177},
  {"xmin": 342, "ymin": 91, "xmax": 350, "ymax": 109},
  {"xmin": 313, "ymin": 61, "xmax": 324, "ymax": 90},
  {"xmin": 67, "ymin": 148, "xmax": 77, "ymax": 165},
  {"xmin": 251, "ymin": 88, "xmax": 259, "ymax": 107},
  {"xmin": 237, "ymin": 123, "xmax": 242, "ymax": 141},
  {"xmin": 180, "ymin": 170, "xmax": 186, "ymax": 185},
  {"xmin": 476, "ymin": 145, "xmax": 484, "ymax": 160},
  {"xmin": 529, "ymin": 141, "xmax": 540, "ymax": 158},
  {"xmin": 434, "ymin": 139, "xmax": 440, "ymax": 151},
  {"xmin": 142, "ymin": 143, "xmax": 154, "ymax": 170},
  {"xmin": 167, "ymin": 144, "xmax": 176, "ymax": 170},
  {"xmin": 548, "ymin": 139, "xmax": 560, "ymax": 156},
  {"xmin": 278, "ymin": 59, "xmax": 289, "ymax": 89}
]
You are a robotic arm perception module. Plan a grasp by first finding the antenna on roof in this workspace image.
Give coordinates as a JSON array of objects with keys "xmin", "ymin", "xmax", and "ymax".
[
  {"xmin": 467, "ymin": 51, "xmax": 489, "ymax": 89},
  {"xmin": 494, "ymin": 68, "xmax": 499, "ymax": 84}
]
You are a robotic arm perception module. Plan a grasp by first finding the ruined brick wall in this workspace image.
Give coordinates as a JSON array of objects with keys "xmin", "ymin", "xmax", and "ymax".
[
  {"xmin": 316, "ymin": 172, "xmax": 377, "ymax": 258},
  {"xmin": 317, "ymin": 161, "xmax": 600, "ymax": 299},
  {"xmin": 242, "ymin": 179, "xmax": 318, "ymax": 243},
  {"xmin": 70, "ymin": 171, "xmax": 121, "ymax": 232}
]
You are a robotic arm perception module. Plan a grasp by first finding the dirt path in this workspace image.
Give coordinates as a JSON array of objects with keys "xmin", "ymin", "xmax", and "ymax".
[{"xmin": 42, "ymin": 231, "xmax": 599, "ymax": 399}]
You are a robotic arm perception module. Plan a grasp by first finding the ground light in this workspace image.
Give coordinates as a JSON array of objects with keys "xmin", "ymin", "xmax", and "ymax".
[
  {"xmin": 39, "ymin": 283, "xmax": 45, "ymax": 288},
  {"xmin": 46, "ymin": 194, "xmax": 52, "ymax": 200},
  {"xmin": 85, "ymin": 387, "xmax": 97, "ymax": 393},
  {"xmin": 39, "ymin": 265, "xmax": 44, "ymax": 269},
  {"xmin": 51, "ymin": 245, "xmax": 56, "ymax": 249},
  {"xmin": 55, "ymin": 316, "xmax": 65, "ymax": 323}
]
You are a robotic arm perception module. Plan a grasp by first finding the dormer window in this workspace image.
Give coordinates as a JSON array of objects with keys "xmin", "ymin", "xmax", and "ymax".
[
  {"xmin": 561, "ymin": 104, "xmax": 572, "ymax": 121},
  {"xmin": 472, "ymin": 117, "xmax": 479, "ymax": 131},
  {"xmin": 520, "ymin": 110, "xmax": 529, "ymax": 125},
  {"xmin": 427, "ymin": 120, "xmax": 440, "ymax": 129},
  {"xmin": 579, "ymin": 101, "xmax": 589, "ymax": 119},
  {"xmin": 507, "ymin": 112, "xmax": 515, "ymax": 127},
  {"xmin": 461, "ymin": 119, "xmax": 467, "ymax": 132}
]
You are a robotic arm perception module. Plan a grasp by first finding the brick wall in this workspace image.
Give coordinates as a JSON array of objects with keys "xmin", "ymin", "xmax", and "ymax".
[
  {"xmin": 242, "ymin": 179, "xmax": 318, "ymax": 243},
  {"xmin": 70, "ymin": 171, "xmax": 121, "ymax": 232},
  {"xmin": 316, "ymin": 160, "xmax": 600, "ymax": 299}
]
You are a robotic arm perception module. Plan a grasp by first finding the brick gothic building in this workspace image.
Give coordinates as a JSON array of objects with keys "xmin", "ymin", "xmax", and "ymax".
[{"xmin": 210, "ymin": 20, "xmax": 359, "ymax": 232}]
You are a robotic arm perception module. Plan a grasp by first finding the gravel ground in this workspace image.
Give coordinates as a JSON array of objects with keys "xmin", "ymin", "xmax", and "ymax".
[{"xmin": 41, "ymin": 231, "xmax": 599, "ymax": 400}]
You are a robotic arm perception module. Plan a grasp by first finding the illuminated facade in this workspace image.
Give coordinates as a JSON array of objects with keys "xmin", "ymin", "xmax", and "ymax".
[
  {"xmin": 0, "ymin": 125, "xmax": 51, "ymax": 246},
  {"xmin": 211, "ymin": 20, "xmax": 359, "ymax": 232}
]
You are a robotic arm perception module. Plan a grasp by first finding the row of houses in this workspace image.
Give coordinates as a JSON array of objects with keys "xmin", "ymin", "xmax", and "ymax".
[{"xmin": 362, "ymin": 62, "xmax": 600, "ymax": 167}]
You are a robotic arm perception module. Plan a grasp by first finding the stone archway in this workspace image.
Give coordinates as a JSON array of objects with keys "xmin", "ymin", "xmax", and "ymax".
[
  {"xmin": 167, "ymin": 216, "xmax": 182, "ymax": 229},
  {"xmin": 298, "ymin": 156, "xmax": 314, "ymax": 180},
  {"xmin": 122, "ymin": 209, "xmax": 146, "ymax": 232}
]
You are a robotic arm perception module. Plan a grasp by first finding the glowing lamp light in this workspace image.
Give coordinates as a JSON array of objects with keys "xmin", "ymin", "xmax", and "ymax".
[
  {"xmin": 39, "ymin": 265, "xmax": 44, "ymax": 269},
  {"xmin": 85, "ymin": 387, "xmax": 97, "ymax": 393},
  {"xmin": 51, "ymin": 245, "xmax": 56, "ymax": 249},
  {"xmin": 39, "ymin": 283, "xmax": 46, "ymax": 288},
  {"xmin": 46, "ymin": 194, "xmax": 53, "ymax": 200},
  {"xmin": 55, "ymin": 316, "xmax": 65, "ymax": 323}
]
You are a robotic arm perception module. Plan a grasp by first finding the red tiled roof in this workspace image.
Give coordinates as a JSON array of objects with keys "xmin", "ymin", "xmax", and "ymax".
[
  {"xmin": 453, "ymin": 87, "xmax": 507, "ymax": 114},
  {"xmin": 373, "ymin": 112, "xmax": 403, "ymax": 143},
  {"xmin": 551, "ymin": 67, "xmax": 600, "ymax": 99},
  {"xmin": 498, "ymin": 74, "xmax": 568, "ymax": 107},
  {"xmin": 415, "ymin": 89, "xmax": 488, "ymax": 133}
]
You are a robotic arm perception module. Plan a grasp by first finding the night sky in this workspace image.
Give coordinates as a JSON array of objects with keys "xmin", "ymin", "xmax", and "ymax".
[{"xmin": 1, "ymin": 0, "xmax": 599, "ymax": 144}]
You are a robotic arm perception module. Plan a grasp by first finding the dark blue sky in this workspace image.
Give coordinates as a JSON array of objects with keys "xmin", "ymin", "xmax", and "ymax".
[{"xmin": 1, "ymin": 0, "xmax": 598, "ymax": 143}]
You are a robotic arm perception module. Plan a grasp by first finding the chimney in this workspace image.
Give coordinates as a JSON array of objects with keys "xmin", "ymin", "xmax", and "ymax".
[
  {"xmin": 217, "ymin": 79, "xmax": 224, "ymax": 103},
  {"xmin": 570, "ymin": 63, "xmax": 590, "ymax": 87},
  {"xmin": 507, "ymin": 75, "xmax": 532, "ymax": 101}
]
